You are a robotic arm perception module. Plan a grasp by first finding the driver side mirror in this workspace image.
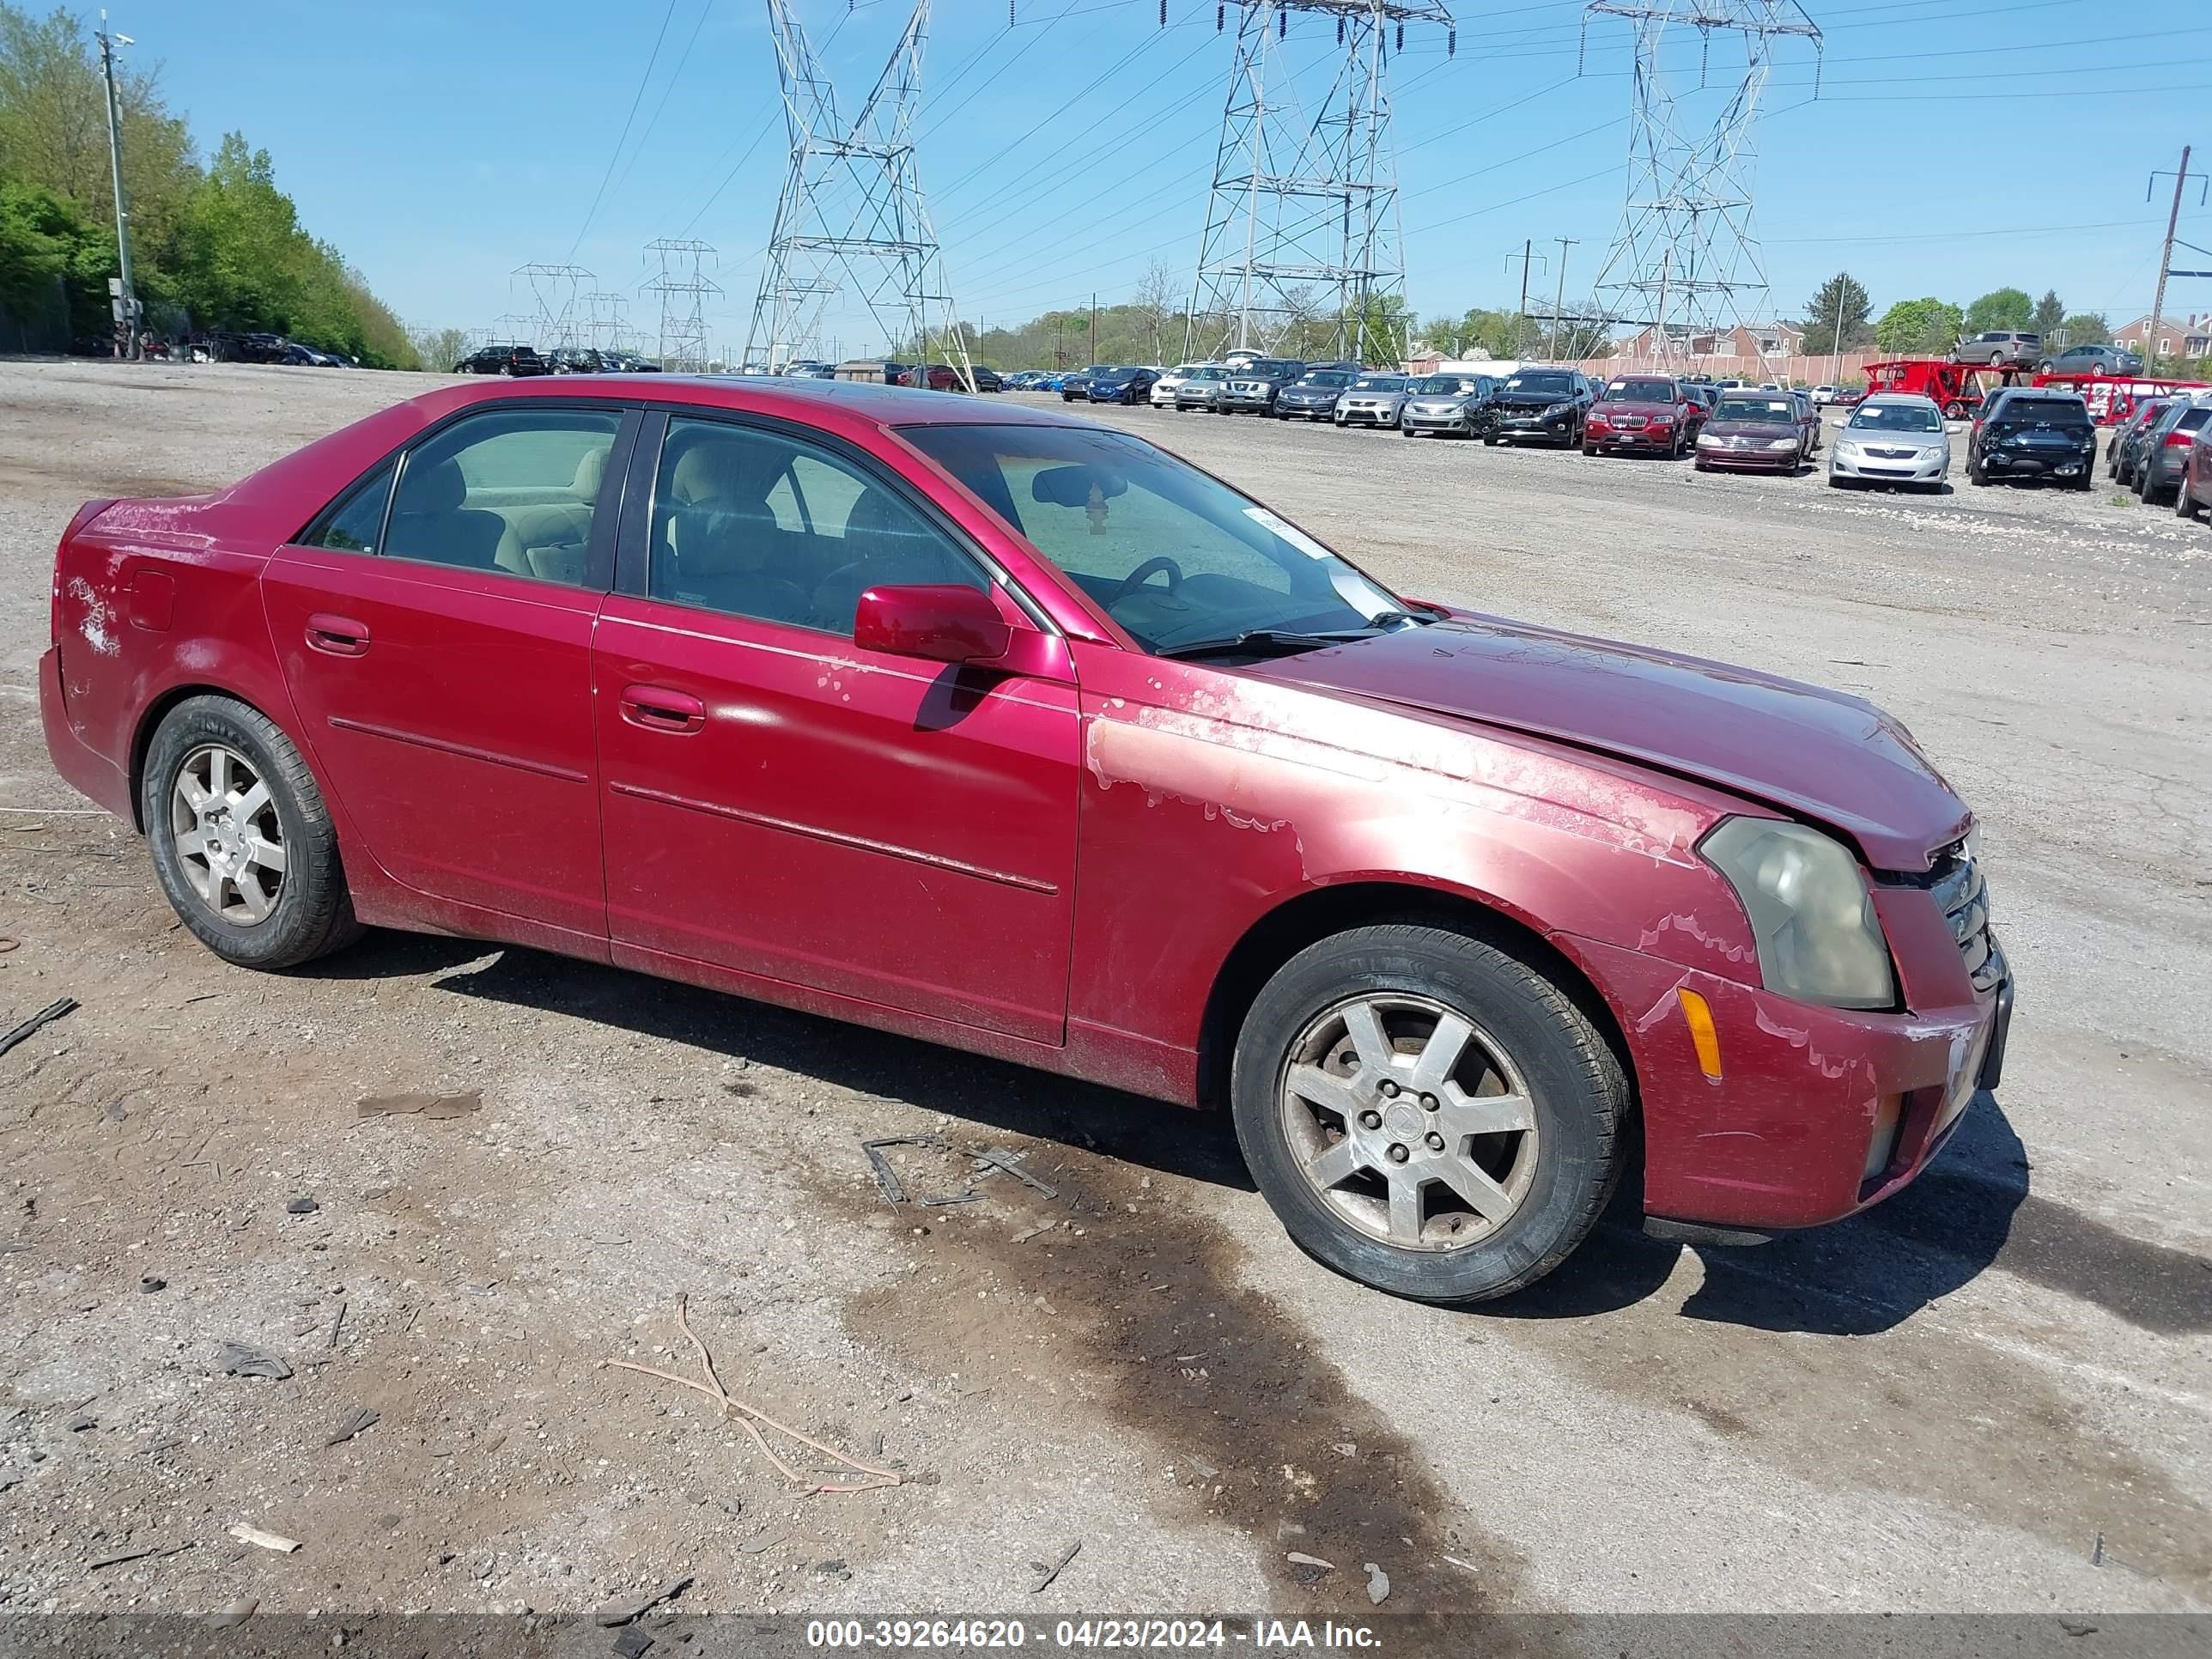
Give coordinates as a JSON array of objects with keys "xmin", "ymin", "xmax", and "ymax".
[{"xmin": 853, "ymin": 583, "xmax": 1012, "ymax": 665}]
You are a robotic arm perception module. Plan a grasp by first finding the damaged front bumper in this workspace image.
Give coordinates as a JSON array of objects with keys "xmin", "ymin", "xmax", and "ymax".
[{"xmin": 1563, "ymin": 902, "xmax": 2013, "ymax": 1235}]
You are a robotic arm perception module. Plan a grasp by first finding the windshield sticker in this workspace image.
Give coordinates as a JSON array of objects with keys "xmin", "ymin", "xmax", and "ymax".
[{"xmin": 1244, "ymin": 506, "xmax": 1332, "ymax": 559}]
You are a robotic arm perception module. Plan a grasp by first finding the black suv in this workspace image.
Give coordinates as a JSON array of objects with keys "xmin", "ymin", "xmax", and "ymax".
[
  {"xmin": 455, "ymin": 344, "xmax": 550, "ymax": 376},
  {"xmin": 546, "ymin": 348, "xmax": 606, "ymax": 374},
  {"xmin": 1480, "ymin": 367, "xmax": 1595, "ymax": 447},
  {"xmin": 1966, "ymin": 388, "xmax": 2097, "ymax": 489}
]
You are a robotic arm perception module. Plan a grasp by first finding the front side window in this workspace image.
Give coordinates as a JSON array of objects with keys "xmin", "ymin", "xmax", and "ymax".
[
  {"xmin": 651, "ymin": 416, "xmax": 987, "ymax": 636},
  {"xmin": 902, "ymin": 423, "xmax": 1406, "ymax": 655},
  {"xmin": 384, "ymin": 406, "xmax": 620, "ymax": 584}
]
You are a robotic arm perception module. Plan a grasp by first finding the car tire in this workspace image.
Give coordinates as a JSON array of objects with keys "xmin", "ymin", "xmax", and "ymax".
[
  {"xmin": 2179, "ymin": 482, "xmax": 2203, "ymax": 520},
  {"xmin": 1989, "ymin": 353, "xmax": 2006, "ymax": 368},
  {"xmin": 1581, "ymin": 442, "xmax": 1599, "ymax": 458},
  {"xmin": 1230, "ymin": 922, "xmax": 1627, "ymax": 1305},
  {"xmin": 1482, "ymin": 435, "xmax": 1498, "ymax": 447},
  {"xmin": 142, "ymin": 695, "xmax": 363, "ymax": 971},
  {"xmin": 1967, "ymin": 455, "xmax": 1987, "ymax": 485}
]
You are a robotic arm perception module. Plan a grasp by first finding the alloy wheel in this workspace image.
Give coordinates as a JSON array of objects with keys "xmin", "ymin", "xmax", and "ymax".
[
  {"xmin": 1277, "ymin": 992, "xmax": 1539, "ymax": 1252},
  {"xmin": 168, "ymin": 743, "xmax": 288, "ymax": 925}
]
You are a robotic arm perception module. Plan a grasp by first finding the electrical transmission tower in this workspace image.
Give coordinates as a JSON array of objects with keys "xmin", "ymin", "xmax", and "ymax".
[
  {"xmin": 1583, "ymin": 1, "xmax": 1820, "ymax": 370},
  {"xmin": 747, "ymin": 1, "xmax": 971, "ymax": 386},
  {"xmin": 512, "ymin": 263, "xmax": 594, "ymax": 349},
  {"xmin": 1184, "ymin": 2, "xmax": 1453, "ymax": 366},
  {"xmin": 580, "ymin": 289, "xmax": 631, "ymax": 356},
  {"xmin": 644, "ymin": 240, "xmax": 720, "ymax": 371}
]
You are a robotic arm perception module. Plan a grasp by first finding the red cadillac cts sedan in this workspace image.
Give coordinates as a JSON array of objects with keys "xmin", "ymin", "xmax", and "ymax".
[{"xmin": 39, "ymin": 376, "xmax": 2012, "ymax": 1304}]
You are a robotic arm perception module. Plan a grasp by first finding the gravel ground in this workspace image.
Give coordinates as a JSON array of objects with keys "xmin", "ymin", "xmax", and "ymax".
[{"xmin": 0, "ymin": 362, "xmax": 2206, "ymax": 1625}]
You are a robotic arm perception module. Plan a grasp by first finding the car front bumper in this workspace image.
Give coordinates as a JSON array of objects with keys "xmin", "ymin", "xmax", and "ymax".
[
  {"xmin": 1831, "ymin": 447, "xmax": 1948, "ymax": 483},
  {"xmin": 1219, "ymin": 392, "xmax": 1275, "ymax": 413},
  {"xmin": 1697, "ymin": 441, "xmax": 1802, "ymax": 471},
  {"xmin": 1564, "ymin": 896, "xmax": 2013, "ymax": 1233},
  {"xmin": 1174, "ymin": 392, "xmax": 1219, "ymax": 410},
  {"xmin": 1336, "ymin": 404, "xmax": 1398, "ymax": 426},
  {"xmin": 1589, "ymin": 424, "xmax": 1682, "ymax": 452},
  {"xmin": 1401, "ymin": 407, "xmax": 1474, "ymax": 433},
  {"xmin": 1486, "ymin": 412, "xmax": 1578, "ymax": 442},
  {"xmin": 1275, "ymin": 398, "xmax": 1336, "ymax": 419}
]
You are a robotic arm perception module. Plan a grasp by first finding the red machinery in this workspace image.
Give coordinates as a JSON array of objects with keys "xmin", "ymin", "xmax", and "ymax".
[
  {"xmin": 1863, "ymin": 359, "xmax": 2029, "ymax": 421},
  {"xmin": 1865, "ymin": 359, "xmax": 2209, "ymax": 425}
]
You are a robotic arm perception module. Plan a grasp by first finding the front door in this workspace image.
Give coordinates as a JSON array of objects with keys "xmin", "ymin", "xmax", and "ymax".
[
  {"xmin": 592, "ymin": 412, "xmax": 1080, "ymax": 1043},
  {"xmin": 263, "ymin": 402, "xmax": 633, "ymax": 942}
]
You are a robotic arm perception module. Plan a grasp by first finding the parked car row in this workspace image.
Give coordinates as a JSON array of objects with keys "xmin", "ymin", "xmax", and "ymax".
[
  {"xmin": 2108, "ymin": 390, "xmax": 2212, "ymax": 507},
  {"xmin": 454, "ymin": 345, "xmax": 663, "ymax": 376},
  {"xmin": 197, "ymin": 330, "xmax": 356, "ymax": 368}
]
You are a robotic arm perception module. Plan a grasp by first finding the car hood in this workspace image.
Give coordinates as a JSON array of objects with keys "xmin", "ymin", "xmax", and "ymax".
[
  {"xmin": 1702, "ymin": 417, "xmax": 1799, "ymax": 439},
  {"xmin": 1243, "ymin": 616, "xmax": 1969, "ymax": 870}
]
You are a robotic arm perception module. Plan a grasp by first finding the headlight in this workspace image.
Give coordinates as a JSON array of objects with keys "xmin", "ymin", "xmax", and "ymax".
[
  {"xmin": 1543, "ymin": 401, "xmax": 1573, "ymax": 417},
  {"xmin": 1767, "ymin": 438, "xmax": 1799, "ymax": 451},
  {"xmin": 1695, "ymin": 433, "xmax": 1722, "ymax": 447},
  {"xmin": 1699, "ymin": 817, "xmax": 1897, "ymax": 1010}
]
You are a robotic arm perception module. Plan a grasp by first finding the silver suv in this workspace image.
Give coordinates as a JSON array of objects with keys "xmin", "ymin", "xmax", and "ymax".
[{"xmin": 1950, "ymin": 331, "xmax": 2041, "ymax": 368}]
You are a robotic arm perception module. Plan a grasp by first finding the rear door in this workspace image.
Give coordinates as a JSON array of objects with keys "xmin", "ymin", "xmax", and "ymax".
[
  {"xmin": 262, "ymin": 400, "xmax": 637, "ymax": 942},
  {"xmin": 591, "ymin": 410, "xmax": 1081, "ymax": 1042}
]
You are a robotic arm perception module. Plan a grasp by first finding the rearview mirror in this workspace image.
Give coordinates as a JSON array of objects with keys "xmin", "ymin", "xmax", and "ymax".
[
  {"xmin": 1030, "ymin": 465, "xmax": 1127, "ymax": 507},
  {"xmin": 853, "ymin": 583, "xmax": 1011, "ymax": 665}
]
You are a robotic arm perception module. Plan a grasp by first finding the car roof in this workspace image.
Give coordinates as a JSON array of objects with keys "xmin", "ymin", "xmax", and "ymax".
[
  {"xmin": 1859, "ymin": 392, "xmax": 1939, "ymax": 405},
  {"xmin": 411, "ymin": 374, "xmax": 1100, "ymax": 438}
]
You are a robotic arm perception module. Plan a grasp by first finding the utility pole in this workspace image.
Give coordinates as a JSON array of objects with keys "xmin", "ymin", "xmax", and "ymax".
[
  {"xmin": 95, "ymin": 12, "xmax": 138, "ymax": 361},
  {"xmin": 1828, "ymin": 280, "xmax": 1848, "ymax": 387},
  {"xmin": 1091, "ymin": 291, "xmax": 1097, "ymax": 362},
  {"xmin": 2148, "ymin": 145, "xmax": 2195, "ymax": 373},
  {"xmin": 1550, "ymin": 236, "xmax": 1577, "ymax": 362},
  {"xmin": 1505, "ymin": 240, "xmax": 1543, "ymax": 360}
]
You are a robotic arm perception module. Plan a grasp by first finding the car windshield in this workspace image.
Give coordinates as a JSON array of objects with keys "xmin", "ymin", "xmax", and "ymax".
[
  {"xmin": 1188, "ymin": 367, "xmax": 1225, "ymax": 381},
  {"xmin": 1297, "ymin": 372, "xmax": 1352, "ymax": 387},
  {"xmin": 1249, "ymin": 361, "xmax": 1299, "ymax": 377},
  {"xmin": 1504, "ymin": 372, "xmax": 1572, "ymax": 393},
  {"xmin": 1848, "ymin": 403, "xmax": 1942, "ymax": 432},
  {"xmin": 1413, "ymin": 375, "xmax": 1474, "ymax": 394},
  {"xmin": 1093, "ymin": 368, "xmax": 1133, "ymax": 382},
  {"xmin": 900, "ymin": 423, "xmax": 1411, "ymax": 655},
  {"xmin": 1352, "ymin": 376, "xmax": 1406, "ymax": 392},
  {"xmin": 1602, "ymin": 381, "xmax": 1674, "ymax": 403},
  {"xmin": 1717, "ymin": 397, "xmax": 1796, "ymax": 422}
]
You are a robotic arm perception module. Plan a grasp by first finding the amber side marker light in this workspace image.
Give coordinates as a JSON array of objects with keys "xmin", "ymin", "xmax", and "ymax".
[{"xmin": 1676, "ymin": 988, "xmax": 1723, "ymax": 1079}]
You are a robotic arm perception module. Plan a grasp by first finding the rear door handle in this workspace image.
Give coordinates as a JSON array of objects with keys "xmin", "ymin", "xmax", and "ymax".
[
  {"xmin": 306, "ymin": 613, "xmax": 370, "ymax": 656},
  {"xmin": 620, "ymin": 684, "xmax": 706, "ymax": 733}
]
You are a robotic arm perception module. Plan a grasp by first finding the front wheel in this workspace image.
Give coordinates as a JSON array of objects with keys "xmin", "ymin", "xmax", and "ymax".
[
  {"xmin": 142, "ymin": 696, "xmax": 363, "ymax": 969},
  {"xmin": 2179, "ymin": 481, "xmax": 2203, "ymax": 519},
  {"xmin": 1231, "ymin": 924, "xmax": 1626, "ymax": 1304}
]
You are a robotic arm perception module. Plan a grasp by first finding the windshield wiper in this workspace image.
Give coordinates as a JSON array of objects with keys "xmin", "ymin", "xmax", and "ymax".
[{"xmin": 1158, "ymin": 626, "xmax": 1398, "ymax": 661}]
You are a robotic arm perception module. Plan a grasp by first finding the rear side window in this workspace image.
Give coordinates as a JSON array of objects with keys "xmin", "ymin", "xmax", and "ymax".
[
  {"xmin": 385, "ymin": 406, "xmax": 621, "ymax": 583},
  {"xmin": 299, "ymin": 460, "xmax": 395, "ymax": 553}
]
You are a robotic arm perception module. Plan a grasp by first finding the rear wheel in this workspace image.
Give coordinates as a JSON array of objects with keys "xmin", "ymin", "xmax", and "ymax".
[
  {"xmin": 1231, "ymin": 924, "xmax": 1626, "ymax": 1304},
  {"xmin": 141, "ymin": 696, "xmax": 362, "ymax": 970},
  {"xmin": 2180, "ymin": 479, "xmax": 2204, "ymax": 520},
  {"xmin": 1943, "ymin": 399, "xmax": 1968, "ymax": 421}
]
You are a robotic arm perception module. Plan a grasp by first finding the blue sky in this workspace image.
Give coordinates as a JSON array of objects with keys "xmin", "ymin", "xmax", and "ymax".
[{"xmin": 142, "ymin": 0, "xmax": 2210, "ymax": 354}]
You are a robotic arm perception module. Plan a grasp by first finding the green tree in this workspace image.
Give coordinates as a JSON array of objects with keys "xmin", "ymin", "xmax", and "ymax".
[
  {"xmin": 1874, "ymin": 297, "xmax": 1966, "ymax": 356},
  {"xmin": 2060, "ymin": 311, "xmax": 2111, "ymax": 345},
  {"xmin": 2031, "ymin": 289, "xmax": 2065, "ymax": 335},
  {"xmin": 1963, "ymin": 286, "xmax": 2034, "ymax": 332},
  {"xmin": 408, "ymin": 324, "xmax": 471, "ymax": 374},
  {"xmin": 1802, "ymin": 271, "xmax": 1874, "ymax": 351}
]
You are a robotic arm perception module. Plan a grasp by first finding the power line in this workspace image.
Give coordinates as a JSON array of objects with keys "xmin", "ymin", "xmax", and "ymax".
[{"xmin": 567, "ymin": 0, "xmax": 683, "ymax": 261}]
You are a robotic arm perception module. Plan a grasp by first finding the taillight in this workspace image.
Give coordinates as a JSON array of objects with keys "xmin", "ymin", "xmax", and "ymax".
[{"xmin": 2167, "ymin": 429, "xmax": 2197, "ymax": 447}]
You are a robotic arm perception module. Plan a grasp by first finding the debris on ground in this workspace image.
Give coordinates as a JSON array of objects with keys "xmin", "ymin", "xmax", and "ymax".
[
  {"xmin": 602, "ymin": 1295, "xmax": 903, "ymax": 1495},
  {"xmin": 612, "ymin": 1628, "xmax": 655, "ymax": 1659},
  {"xmin": 228, "ymin": 1522, "xmax": 301, "ymax": 1553},
  {"xmin": 0, "ymin": 995, "xmax": 77, "ymax": 1061},
  {"xmin": 323, "ymin": 1406, "xmax": 379, "ymax": 1448},
  {"xmin": 204, "ymin": 1598, "xmax": 257, "ymax": 1629},
  {"xmin": 1286, "ymin": 1551, "xmax": 1334, "ymax": 1587},
  {"xmin": 1364, "ymin": 1562, "xmax": 1390, "ymax": 1604},
  {"xmin": 593, "ymin": 1574, "xmax": 693, "ymax": 1627},
  {"xmin": 1028, "ymin": 1538, "xmax": 1081, "ymax": 1594},
  {"xmin": 88, "ymin": 1540, "xmax": 191, "ymax": 1571},
  {"xmin": 214, "ymin": 1341, "xmax": 292, "ymax": 1381},
  {"xmin": 64, "ymin": 1411, "xmax": 94, "ymax": 1432},
  {"xmin": 973, "ymin": 1146, "xmax": 1059, "ymax": 1200},
  {"xmin": 285, "ymin": 1196, "xmax": 318, "ymax": 1214},
  {"xmin": 356, "ymin": 1090, "xmax": 482, "ymax": 1120},
  {"xmin": 137, "ymin": 1276, "xmax": 164, "ymax": 1293}
]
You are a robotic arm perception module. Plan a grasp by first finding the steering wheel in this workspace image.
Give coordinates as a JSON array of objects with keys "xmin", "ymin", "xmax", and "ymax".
[{"xmin": 1109, "ymin": 556, "xmax": 1184, "ymax": 607}]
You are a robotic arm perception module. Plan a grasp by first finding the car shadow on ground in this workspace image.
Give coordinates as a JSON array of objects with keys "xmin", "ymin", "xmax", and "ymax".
[{"xmin": 331, "ymin": 934, "xmax": 2211, "ymax": 1341}]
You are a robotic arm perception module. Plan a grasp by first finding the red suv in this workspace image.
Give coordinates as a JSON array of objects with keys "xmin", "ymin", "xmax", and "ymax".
[
  {"xmin": 1583, "ymin": 376, "xmax": 1704, "ymax": 458},
  {"xmin": 37, "ymin": 377, "xmax": 2012, "ymax": 1304}
]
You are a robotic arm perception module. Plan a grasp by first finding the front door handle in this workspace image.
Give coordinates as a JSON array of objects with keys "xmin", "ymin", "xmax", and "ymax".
[
  {"xmin": 620, "ymin": 684, "xmax": 706, "ymax": 733},
  {"xmin": 306, "ymin": 613, "xmax": 370, "ymax": 657}
]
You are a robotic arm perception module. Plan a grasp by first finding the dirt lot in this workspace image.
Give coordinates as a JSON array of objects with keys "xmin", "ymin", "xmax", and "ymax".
[{"xmin": 0, "ymin": 362, "xmax": 2207, "ymax": 1623}]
